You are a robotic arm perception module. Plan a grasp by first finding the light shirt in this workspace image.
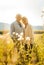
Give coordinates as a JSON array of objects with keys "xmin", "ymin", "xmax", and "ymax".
[{"xmin": 10, "ymin": 21, "xmax": 23, "ymax": 37}]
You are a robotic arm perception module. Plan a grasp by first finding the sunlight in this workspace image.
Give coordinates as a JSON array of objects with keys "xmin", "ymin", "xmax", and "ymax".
[{"xmin": 0, "ymin": 0, "xmax": 43, "ymax": 26}]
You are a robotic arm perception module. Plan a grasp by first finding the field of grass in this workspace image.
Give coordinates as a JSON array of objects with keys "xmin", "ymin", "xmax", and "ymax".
[{"xmin": 0, "ymin": 32, "xmax": 44, "ymax": 65}]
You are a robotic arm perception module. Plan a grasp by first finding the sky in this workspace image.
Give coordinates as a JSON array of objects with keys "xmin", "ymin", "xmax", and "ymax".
[{"xmin": 0, "ymin": 0, "xmax": 44, "ymax": 26}]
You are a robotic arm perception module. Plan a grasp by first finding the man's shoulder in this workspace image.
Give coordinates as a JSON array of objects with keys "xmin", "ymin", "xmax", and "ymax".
[{"xmin": 11, "ymin": 21, "xmax": 16, "ymax": 25}]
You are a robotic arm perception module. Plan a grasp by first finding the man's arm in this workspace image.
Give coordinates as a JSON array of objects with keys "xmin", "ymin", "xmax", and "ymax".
[{"xmin": 10, "ymin": 23, "xmax": 15, "ymax": 38}]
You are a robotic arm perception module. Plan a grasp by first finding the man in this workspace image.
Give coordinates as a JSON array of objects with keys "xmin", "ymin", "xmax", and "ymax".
[
  {"xmin": 22, "ymin": 17, "xmax": 34, "ymax": 48},
  {"xmin": 10, "ymin": 14, "xmax": 23, "ymax": 38}
]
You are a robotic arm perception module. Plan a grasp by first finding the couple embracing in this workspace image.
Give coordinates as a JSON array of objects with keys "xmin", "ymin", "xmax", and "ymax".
[{"xmin": 10, "ymin": 14, "xmax": 33, "ymax": 45}]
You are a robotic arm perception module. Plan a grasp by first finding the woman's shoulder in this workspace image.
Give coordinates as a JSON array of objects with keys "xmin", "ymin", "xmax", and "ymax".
[{"xmin": 28, "ymin": 24, "xmax": 32, "ymax": 28}]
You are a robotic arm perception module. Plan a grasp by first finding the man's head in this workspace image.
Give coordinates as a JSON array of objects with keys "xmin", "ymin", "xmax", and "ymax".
[
  {"xmin": 16, "ymin": 14, "xmax": 22, "ymax": 22},
  {"xmin": 22, "ymin": 17, "xmax": 28, "ymax": 26}
]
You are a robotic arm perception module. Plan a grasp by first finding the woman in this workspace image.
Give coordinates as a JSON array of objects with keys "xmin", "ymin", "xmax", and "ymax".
[{"xmin": 22, "ymin": 17, "xmax": 34, "ymax": 48}]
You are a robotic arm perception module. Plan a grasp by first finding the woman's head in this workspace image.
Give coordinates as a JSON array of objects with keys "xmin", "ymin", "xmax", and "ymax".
[{"xmin": 22, "ymin": 17, "xmax": 28, "ymax": 26}]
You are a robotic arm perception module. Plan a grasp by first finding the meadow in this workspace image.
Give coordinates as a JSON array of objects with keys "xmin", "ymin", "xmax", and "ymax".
[{"xmin": 0, "ymin": 31, "xmax": 44, "ymax": 65}]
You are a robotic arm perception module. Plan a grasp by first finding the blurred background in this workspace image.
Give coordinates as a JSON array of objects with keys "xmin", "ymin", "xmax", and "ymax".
[{"xmin": 0, "ymin": 0, "xmax": 44, "ymax": 34}]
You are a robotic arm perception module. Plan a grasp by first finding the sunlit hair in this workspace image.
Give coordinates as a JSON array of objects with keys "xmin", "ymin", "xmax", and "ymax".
[
  {"xmin": 16, "ymin": 14, "xmax": 22, "ymax": 19},
  {"xmin": 22, "ymin": 17, "xmax": 28, "ymax": 25}
]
